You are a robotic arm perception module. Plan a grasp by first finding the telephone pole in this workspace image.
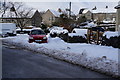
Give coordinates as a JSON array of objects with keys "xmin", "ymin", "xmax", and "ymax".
[{"xmin": 69, "ymin": 2, "xmax": 71, "ymax": 18}]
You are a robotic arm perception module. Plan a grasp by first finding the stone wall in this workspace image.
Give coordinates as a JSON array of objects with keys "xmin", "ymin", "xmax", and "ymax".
[{"xmin": 116, "ymin": 9, "xmax": 120, "ymax": 31}]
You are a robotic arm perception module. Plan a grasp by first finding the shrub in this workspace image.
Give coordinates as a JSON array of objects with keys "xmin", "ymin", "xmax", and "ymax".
[
  {"xmin": 101, "ymin": 36, "xmax": 120, "ymax": 48},
  {"xmin": 50, "ymin": 33, "xmax": 57, "ymax": 38},
  {"xmin": 59, "ymin": 33, "xmax": 87, "ymax": 43},
  {"xmin": 67, "ymin": 36, "xmax": 87, "ymax": 43}
]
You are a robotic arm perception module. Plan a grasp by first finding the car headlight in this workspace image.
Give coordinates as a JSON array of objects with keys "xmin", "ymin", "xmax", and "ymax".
[
  {"xmin": 43, "ymin": 37, "xmax": 47, "ymax": 39},
  {"xmin": 29, "ymin": 36, "xmax": 34, "ymax": 39}
]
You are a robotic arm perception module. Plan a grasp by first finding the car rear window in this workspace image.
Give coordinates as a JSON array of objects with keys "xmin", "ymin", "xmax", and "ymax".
[{"xmin": 31, "ymin": 30, "xmax": 45, "ymax": 35}]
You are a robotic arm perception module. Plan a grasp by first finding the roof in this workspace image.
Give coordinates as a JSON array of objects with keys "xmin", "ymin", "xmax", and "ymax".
[
  {"xmin": 0, "ymin": 9, "xmax": 34, "ymax": 18},
  {"xmin": 79, "ymin": 7, "xmax": 116, "ymax": 14},
  {"xmin": 115, "ymin": 4, "xmax": 120, "ymax": 9},
  {"xmin": 49, "ymin": 9, "xmax": 62, "ymax": 17},
  {"xmin": 91, "ymin": 8, "xmax": 116, "ymax": 13},
  {"xmin": 0, "ymin": 10, "xmax": 16, "ymax": 18},
  {"xmin": 82, "ymin": 9, "xmax": 90, "ymax": 14}
]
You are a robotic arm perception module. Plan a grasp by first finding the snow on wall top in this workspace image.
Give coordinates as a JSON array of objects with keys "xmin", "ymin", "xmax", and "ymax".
[
  {"xmin": 103, "ymin": 31, "xmax": 120, "ymax": 39},
  {"xmin": 50, "ymin": 26, "xmax": 68, "ymax": 34},
  {"xmin": 69, "ymin": 29, "xmax": 87, "ymax": 38}
]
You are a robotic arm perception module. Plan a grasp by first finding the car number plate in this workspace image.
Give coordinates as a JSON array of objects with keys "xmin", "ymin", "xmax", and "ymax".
[{"xmin": 35, "ymin": 40, "xmax": 42, "ymax": 42}]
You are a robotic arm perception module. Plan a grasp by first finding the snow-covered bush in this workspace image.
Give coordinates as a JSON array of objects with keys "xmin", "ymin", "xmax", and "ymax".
[
  {"xmin": 67, "ymin": 36, "xmax": 87, "ymax": 43},
  {"xmin": 59, "ymin": 28, "xmax": 87, "ymax": 43},
  {"xmin": 102, "ymin": 31, "xmax": 120, "ymax": 48},
  {"xmin": 49, "ymin": 26, "xmax": 68, "ymax": 38},
  {"xmin": 102, "ymin": 36, "xmax": 120, "ymax": 48}
]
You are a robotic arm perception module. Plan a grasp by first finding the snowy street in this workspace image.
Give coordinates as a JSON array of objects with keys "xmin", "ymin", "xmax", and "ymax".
[
  {"xmin": 1, "ymin": 34, "xmax": 120, "ymax": 78},
  {"xmin": 2, "ymin": 43, "xmax": 114, "ymax": 78}
]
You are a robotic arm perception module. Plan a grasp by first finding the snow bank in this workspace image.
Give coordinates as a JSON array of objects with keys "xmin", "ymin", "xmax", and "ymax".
[
  {"xmin": 2, "ymin": 34, "xmax": 119, "ymax": 77},
  {"xmin": 103, "ymin": 31, "xmax": 120, "ymax": 39}
]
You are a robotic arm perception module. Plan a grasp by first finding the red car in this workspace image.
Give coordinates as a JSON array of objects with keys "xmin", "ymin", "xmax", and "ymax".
[{"xmin": 28, "ymin": 29, "xmax": 47, "ymax": 43}]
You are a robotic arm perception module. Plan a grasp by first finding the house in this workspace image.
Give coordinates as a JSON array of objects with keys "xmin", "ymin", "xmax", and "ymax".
[
  {"xmin": 42, "ymin": 9, "xmax": 62, "ymax": 26},
  {"xmin": 92, "ymin": 8, "xmax": 116, "ymax": 23},
  {"xmin": 0, "ymin": 10, "xmax": 42, "ymax": 28},
  {"xmin": 115, "ymin": 1, "xmax": 120, "ymax": 31},
  {"xmin": 31, "ymin": 10, "xmax": 42, "ymax": 27},
  {"xmin": 81, "ymin": 9, "xmax": 92, "ymax": 21},
  {"xmin": 77, "ymin": 7, "xmax": 116, "ymax": 23},
  {"xmin": 0, "ymin": 9, "xmax": 31, "ymax": 27}
]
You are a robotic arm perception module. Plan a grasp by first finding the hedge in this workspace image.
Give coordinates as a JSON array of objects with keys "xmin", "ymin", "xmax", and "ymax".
[
  {"xmin": 59, "ymin": 33, "xmax": 87, "ymax": 43},
  {"xmin": 101, "ymin": 36, "xmax": 120, "ymax": 48}
]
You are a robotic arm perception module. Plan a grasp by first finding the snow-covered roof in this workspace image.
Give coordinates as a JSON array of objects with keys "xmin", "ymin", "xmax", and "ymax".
[
  {"xmin": 102, "ymin": 19, "xmax": 115, "ymax": 23},
  {"xmin": 91, "ymin": 8, "xmax": 116, "ymax": 13},
  {"xmin": 82, "ymin": 9, "xmax": 89, "ymax": 14},
  {"xmin": 84, "ymin": 22, "xmax": 97, "ymax": 28},
  {"xmin": 79, "ymin": 22, "xmax": 97, "ymax": 28},
  {"xmin": 115, "ymin": 4, "xmax": 120, "ymax": 9},
  {"xmin": 0, "ymin": 10, "xmax": 16, "ymax": 18},
  {"xmin": 81, "ymin": 7, "xmax": 116, "ymax": 14},
  {"xmin": 0, "ymin": 9, "xmax": 34, "ymax": 18},
  {"xmin": 49, "ymin": 9, "xmax": 62, "ymax": 17},
  {"xmin": 115, "ymin": 1, "xmax": 120, "ymax": 9}
]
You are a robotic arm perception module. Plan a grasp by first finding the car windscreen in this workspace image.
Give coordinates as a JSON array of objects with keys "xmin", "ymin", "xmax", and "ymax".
[{"xmin": 31, "ymin": 30, "xmax": 45, "ymax": 35}]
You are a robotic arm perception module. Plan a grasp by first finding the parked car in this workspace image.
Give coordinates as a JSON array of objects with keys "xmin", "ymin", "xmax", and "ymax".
[
  {"xmin": 0, "ymin": 23, "xmax": 16, "ymax": 37},
  {"xmin": 28, "ymin": 29, "xmax": 47, "ymax": 43}
]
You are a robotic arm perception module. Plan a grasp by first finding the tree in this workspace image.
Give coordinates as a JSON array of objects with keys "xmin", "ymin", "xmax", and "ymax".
[
  {"xmin": 1, "ymin": 1, "xmax": 34, "ymax": 31},
  {"xmin": 52, "ymin": 12, "xmax": 73, "ymax": 27},
  {"xmin": 9, "ymin": 2, "xmax": 33, "ymax": 31},
  {"xmin": 0, "ymin": 1, "xmax": 10, "ymax": 17},
  {"xmin": 77, "ymin": 16, "xmax": 87, "ymax": 24}
]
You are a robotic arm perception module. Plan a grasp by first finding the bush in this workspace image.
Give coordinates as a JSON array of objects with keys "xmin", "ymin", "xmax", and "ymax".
[
  {"xmin": 101, "ymin": 36, "xmax": 120, "ymax": 48},
  {"xmin": 16, "ymin": 30, "xmax": 30, "ymax": 34},
  {"xmin": 59, "ymin": 33, "xmax": 68, "ymax": 42},
  {"xmin": 67, "ymin": 36, "xmax": 87, "ymax": 43},
  {"xmin": 50, "ymin": 33, "xmax": 57, "ymax": 38},
  {"xmin": 59, "ymin": 33, "xmax": 87, "ymax": 43}
]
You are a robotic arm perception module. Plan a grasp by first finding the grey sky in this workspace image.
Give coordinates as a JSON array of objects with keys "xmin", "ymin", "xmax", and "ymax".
[
  {"xmin": 5, "ymin": 0, "xmax": 120, "ymax": 14},
  {"xmin": 25, "ymin": 2, "xmax": 118, "ymax": 14}
]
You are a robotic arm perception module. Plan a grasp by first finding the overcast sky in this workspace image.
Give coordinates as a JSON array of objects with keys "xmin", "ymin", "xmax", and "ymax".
[
  {"xmin": 4, "ymin": 0, "xmax": 120, "ymax": 14},
  {"xmin": 25, "ymin": 2, "xmax": 118, "ymax": 14}
]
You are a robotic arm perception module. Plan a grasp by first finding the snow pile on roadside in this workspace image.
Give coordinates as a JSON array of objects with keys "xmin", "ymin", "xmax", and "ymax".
[
  {"xmin": 103, "ymin": 31, "xmax": 120, "ymax": 39},
  {"xmin": 69, "ymin": 29, "xmax": 87, "ymax": 38},
  {"xmin": 2, "ymin": 34, "xmax": 119, "ymax": 77}
]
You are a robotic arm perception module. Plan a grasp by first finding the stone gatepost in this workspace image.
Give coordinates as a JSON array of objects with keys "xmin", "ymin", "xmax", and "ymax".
[{"xmin": 115, "ymin": 1, "xmax": 120, "ymax": 31}]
